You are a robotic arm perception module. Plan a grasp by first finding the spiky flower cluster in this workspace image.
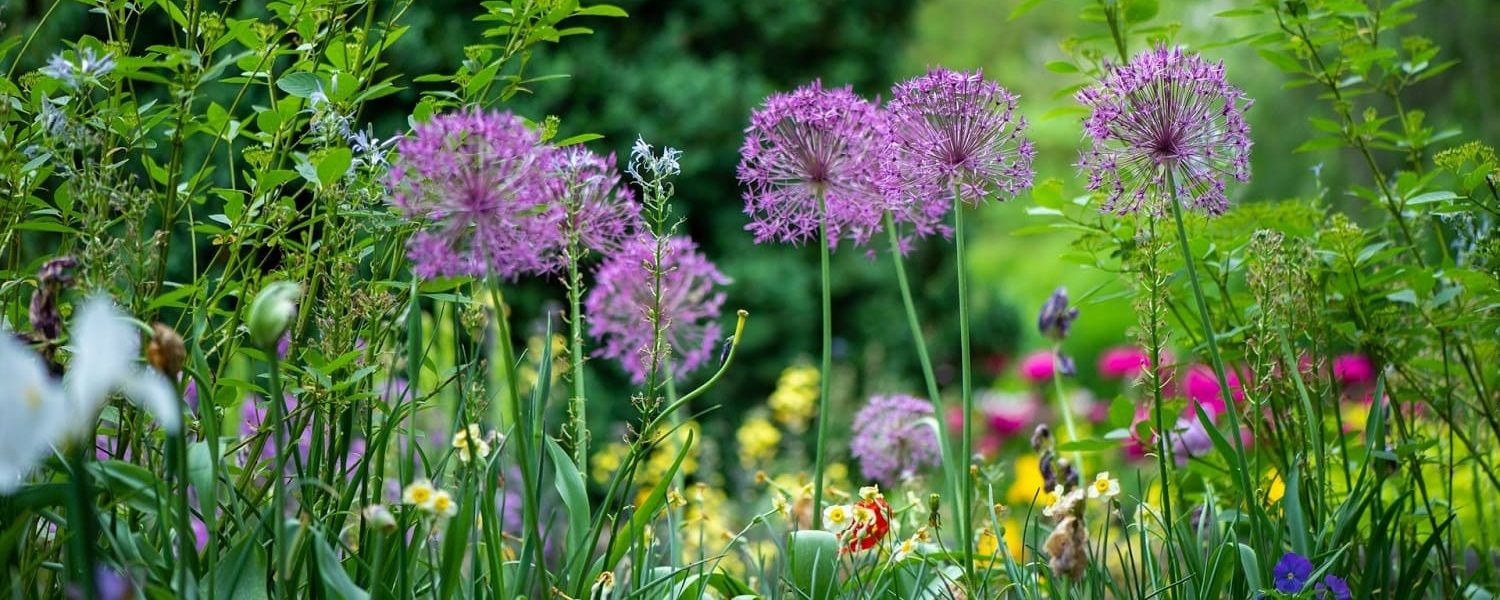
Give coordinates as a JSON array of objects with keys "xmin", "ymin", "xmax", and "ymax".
[
  {"xmin": 738, "ymin": 81, "xmax": 888, "ymax": 248},
  {"xmin": 387, "ymin": 109, "xmax": 562, "ymax": 279},
  {"xmin": 1076, "ymin": 46, "xmax": 1252, "ymax": 215},
  {"xmin": 585, "ymin": 236, "xmax": 729, "ymax": 383},
  {"xmin": 553, "ymin": 147, "xmax": 642, "ymax": 257},
  {"xmin": 849, "ymin": 394, "xmax": 941, "ymax": 486},
  {"xmin": 883, "ymin": 68, "xmax": 1036, "ymax": 238}
]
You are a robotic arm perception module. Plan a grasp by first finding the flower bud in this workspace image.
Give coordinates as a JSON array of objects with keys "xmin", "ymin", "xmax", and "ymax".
[
  {"xmin": 1037, "ymin": 286, "xmax": 1079, "ymax": 342},
  {"xmin": 362, "ymin": 504, "xmax": 397, "ymax": 533},
  {"xmin": 247, "ymin": 281, "xmax": 301, "ymax": 351},
  {"xmin": 147, "ymin": 322, "xmax": 186, "ymax": 379}
]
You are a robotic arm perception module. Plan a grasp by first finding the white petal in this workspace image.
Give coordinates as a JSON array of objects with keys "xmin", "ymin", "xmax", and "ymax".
[
  {"xmin": 64, "ymin": 296, "xmax": 139, "ymax": 417},
  {"xmin": 0, "ymin": 333, "xmax": 68, "ymax": 493},
  {"xmin": 122, "ymin": 369, "xmax": 182, "ymax": 433}
]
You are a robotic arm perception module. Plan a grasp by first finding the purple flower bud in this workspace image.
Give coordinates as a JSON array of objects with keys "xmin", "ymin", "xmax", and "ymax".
[{"xmin": 1037, "ymin": 286, "xmax": 1079, "ymax": 341}]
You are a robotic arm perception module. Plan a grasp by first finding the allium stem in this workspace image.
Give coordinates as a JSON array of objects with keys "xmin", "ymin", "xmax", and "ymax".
[
  {"xmin": 953, "ymin": 185, "xmax": 976, "ymax": 583},
  {"xmin": 1049, "ymin": 343, "xmax": 1084, "ymax": 480},
  {"xmin": 489, "ymin": 282, "xmax": 544, "ymax": 595},
  {"xmin": 1165, "ymin": 171, "xmax": 1258, "ymax": 547},
  {"xmin": 66, "ymin": 445, "xmax": 98, "ymax": 599},
  {"xmin": 567, "ymin": 253, "xmax": 589, "ymax": 469},
  {"xmin": 810, "ymin": 187, "xmax": 834, "ymax": 530},
  {"xmin": 883, "ymin": 212, "xmax": 962, "ymax": 538}
]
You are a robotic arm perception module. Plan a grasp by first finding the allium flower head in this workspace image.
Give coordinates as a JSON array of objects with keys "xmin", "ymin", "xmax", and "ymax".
[
  {"xmin": 883, "ymin": 68, "xmax": 1036, "ymax": 238},
  {"xmin": 849, "ymin": 394, "xmax": 941, "ymax": 486},
  {"xmin": 388, "ymin": 109, "xmax": 562, "ymax": 279},
  {"xmin": 585, "ymin": 236, "xmax": 728, "ymax": 383},
  {"xmin": 1077, "ymin": 46, "xmax": 1252, "ymax": 215},
  {"xmin": 552, "ymin": 147, "xmax": 642, "ymax": 256},
  {"xmin": 737, "ymin": 81, "xmax": 889, "ymax": 248}
]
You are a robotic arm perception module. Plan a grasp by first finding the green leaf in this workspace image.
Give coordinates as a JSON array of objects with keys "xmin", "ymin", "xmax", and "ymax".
[
  {"xmin": 555, "ymin": 133, "xmax": 604, "ymax": 146},
  {"xmin": 787, "ymin": 530, "xmax": 839, "ymax": 600},
  {"xmin": 1237, "ymin": 544, "xmax": 1263, "ymax": 592},
  {"xmin": 575, "ymin": 4, "xmax": 628, "ymax": 17},
  {"xmin": 1386, "ymin": 289, "xmax": 1419, "ymax": 305},
  {"xmin": 317, "ymin": 148, "xmax": 354, "ymax": 186},
  {"xmin": 545, "ymin": 437, "xmax": 591, "ymax": 566},
  {"xmin": 1056, "ymin": 438, "xmax": 1120, "ymax": 452},
  {"xmin": 215, "ymin": 534, "xmax": 270, "ymax": 600},
  {"xmin": 604, "ymin": 430, "xmax": 696, "ymax": 570},
  {"xmin": 313, "ymin": 530, "xmax": 370, "ymax": 600},
  {"xmin": 1044, "ymin": 61, "xmax": 1079, "ymax": 74},
  {"xmin": 1406, "ymin": 191, "xmax": 1458, "ymax": 205},
  {"xmin": 276, "ymin": 72, "xmax": 323, "ymax": 98},
  {"xmin": 1124, "ymin": 0, "xmax": 1158, "ymax": 23},
  {"xmin": 1008, "ymin": 0, "xmax": 1046, "ymax": 20}
]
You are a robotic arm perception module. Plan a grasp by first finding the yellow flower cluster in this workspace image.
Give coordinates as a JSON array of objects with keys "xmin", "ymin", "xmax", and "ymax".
[
  {"xmin": 768, "ymin": 365, "xmax": 819, "ymax": 429},
  {"xmin": 736, "ymin": 414, "xmax": 781, "ymax": 467},
  {"xmin": 588, "ymin": 422, "xmax": 701, "ymax": 486}
]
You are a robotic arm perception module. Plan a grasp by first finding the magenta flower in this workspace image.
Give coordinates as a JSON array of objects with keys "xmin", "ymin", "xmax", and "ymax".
[
  {"xmin": 1183, "ymin": 364, "xmax": 1244, "ymax": 418},
  {"xmin": 388, "ymin": 109, "xmax": 562, "ymax": 279},
  {"xmin": 851, "ymin": 394, "xmax": 941, "ymax": 486},
  {"xmin": 1019, "ymin": 350, "xmax": 1058, "ymax": 383},
  {"xmin": 1332, "ymin": 353, "xmax": 1374, "ymax": 387},
  {"xmin": 1098, "ymin": 346, "xmax": 1153, "ymax": 379},
  {"xmin": 552, "ymin": 146, "xmax": 642, "ymax": 257},
  {"xmin": 1076, "ymin": 46, "xmax": 1252, "ymax": 215},
  {"xmin": 585, "ymin": 236, "xmax": 729, "ymax": 383},
  {"xmin": 883, "ymin": 68, "xmax": 1035, "ymax": 239},
  {"xmin": 978, "ymin": 390, "xmax": 1039, "ymax": 438},
  {"xmin": 737, "ymin": 81, "xmax": 889, "ymax": 248}
]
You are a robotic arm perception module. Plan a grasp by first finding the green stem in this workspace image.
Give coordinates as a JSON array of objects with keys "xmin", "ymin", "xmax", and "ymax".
[
  {"xmin": 1049, "ymin": 343, "xmax": 1084, "ymax": 480},
  {"xmin": 1164, "ymin": 172, "xmax": 1258, "ymax": 550},
  {"xmin": 66, "ymin": 445, "xmax": 98, "ymax": 599},
  {"xmin": 883, "ymin": 212, "xmax": 962, "ymax": 546},
  {"xmin": 952, "ymin": 186, "xmax": 975, "ymax": 583},
  {"xmin": 810, "ymin": 188, "xmax": 833, "ymax": 530},
  {"xmin": 267, "ymin": 354, "xmax": 289, "ymax": 597},
  {"xmin": 567, "ymin": 251, "xmax": 589, "ymax": 469},
  {"xmin": 490, "ymin": 283, "xmax": 543, "ymax": 596}
]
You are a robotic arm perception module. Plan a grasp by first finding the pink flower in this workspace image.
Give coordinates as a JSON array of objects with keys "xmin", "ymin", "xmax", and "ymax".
[
  {"xmin": 1182, "ymin": 364, "xmax": 1244, "ymax": 418},
  {"xmin": 1098, "ymin": 346, "xmax": 1151, "ymax": 379},
  {"xmin": 978, "ymin": 390, "xmax": 1039, "ymax": 437},
  {"xmin": 1332, "ymin": 353, "xmax": 1374, "ymax": 387},
  {"xmin": 1019, "ymin": 350, "xmax": 1057, "ymax": 383}
]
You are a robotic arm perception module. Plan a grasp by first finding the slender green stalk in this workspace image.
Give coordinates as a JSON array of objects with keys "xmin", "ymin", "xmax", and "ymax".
[
  {"xmin": 952, "ymin": 186, "xmax": 976, "ymax": 582},
  {"xmin": 1141, "ymin": 219, "xmax": 1182, "ymax": 590},
  {"xmin": 810, "ymin": 188, "xmax": 834, "ymax": 530},
  {"xmin": 267, "ymin": 354, "xmax": 289, "ymax": 597},
  {"xmin": 66, "ymin": 445, "xmax": 98, "ymax": 599},
  {"xmin": 567, "ymin": 252, "xmax": 589, "ymax": 469},
  {"xmin": 1048, "ymin": 342, "xmax": 1084, "ymax": 480},
  {"xmin": 1164, "ymin": 172, "xmax": 1258, "ymax": 550},
  {"xmin": 489, "ymin": 282, "xmax": 544, "ymax": 596},
  {"xmin": 883, "ymin": 212, "xmax": 962, "ymax": 550}
]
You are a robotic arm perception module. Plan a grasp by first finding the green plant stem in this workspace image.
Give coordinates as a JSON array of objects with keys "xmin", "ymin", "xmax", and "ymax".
[
  {"xmin": 567, "ymin": 251, "xmax": 589, "ymax": 470},
  {"xmin": 66, "ymin": 445, "xmax": 98, "ymax": 599},
  {"xmin": 952, "ymin": 186, "xmax": 976, "ymax": 583},
  {"xmin": 883, "ymin": 212, "xmax": 962, "ymax": 545},
  {"xmin": 1049, "ymin": 342, "xmax": 1084, "ymax": 479},
  {"xmin": 1165, "ymin": 172, "xmax": 1259, "ymax": 552},
  {"xmin": 490, "ymin": 282, "xmax": 543, "ymax": 596},
  {"xmin": 267, "ymin": 354, "xmax": 289, "ymax": 597},
  {"xmin": 810, "ymin": 188, "xmax": 833, "ymax": 530},
  {"xmin": 1143, "ymin": 218, "xmax": 1182, "ymax": 589}
]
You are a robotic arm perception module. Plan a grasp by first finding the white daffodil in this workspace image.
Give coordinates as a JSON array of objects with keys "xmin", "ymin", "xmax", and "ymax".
[
  {"xmin": 1086, "ymin": 471, "xmax": 1121, "ymax": 500},
  {"xmin": 0, "ymin": 296, "xmax": 182, "ymax": 493}
]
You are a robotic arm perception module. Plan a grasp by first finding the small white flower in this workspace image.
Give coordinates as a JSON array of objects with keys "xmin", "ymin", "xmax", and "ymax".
[
  {"xmin": 0, "ymin": 334, "xmax": 67, "ymax": 493},
  {"xmin": 1086, "ymin": 471, "xmax": 1121, "ymax": 500},
  {"xmin": 822, "ymin": 504, "xmax": 854, "ymax": 533}
]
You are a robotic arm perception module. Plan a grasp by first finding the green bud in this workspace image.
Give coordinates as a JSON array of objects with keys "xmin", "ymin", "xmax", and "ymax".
[{"xmin": 247, "ymin": 280, "xmax": 301, "ymax": 351}]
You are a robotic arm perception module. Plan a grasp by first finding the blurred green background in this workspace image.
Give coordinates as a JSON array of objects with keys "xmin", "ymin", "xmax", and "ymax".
[{"xmin": 4, "ymin": 0, "xmax": 1495, "ymax": 454}]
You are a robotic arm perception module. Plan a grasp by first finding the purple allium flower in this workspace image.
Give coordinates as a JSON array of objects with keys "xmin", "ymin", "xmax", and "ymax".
[
  {"xmin": 387, "ymin": 109, "xmax": 562, "ymax": 279},
  {"xmin": 1273, "ymin": 551, "xmax": 1314, "ymax": 594},
  {"xmin": 1037, "ymin": 286, "xmax": 1079, "ymax": 341},
  {"xmin": 552, "ymin": 146, "xmax": 642, "ymax": 256},
  {"xmin": 882, "ymin": 68, "xmax": 1035, "ymax": 238},
  {"xmin": 1315, "ymin": 574, "xmax": 1351, "ymax": 600},
  {"xmin": 737, "ymin": 81, "xmax": 889, "ymax": 248},
  {"xmin": 1076, "ymin": 46, "xmax": 1252, "ymax": 215},
  {"xmin": 850, "ymin": 394, "xmax": 942, "ymax": 486},
  {"xmin": 585, "ymin": 236, "xmax": 729, "ymax": 384}
]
